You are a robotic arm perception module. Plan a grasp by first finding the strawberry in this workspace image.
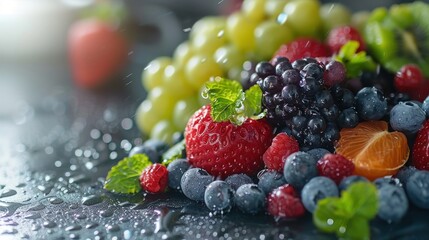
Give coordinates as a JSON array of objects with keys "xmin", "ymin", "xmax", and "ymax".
[
  {"xmin": 412, "ymin": 120, "xmax": 429, "ymax": 170},
  {"xmin": 263, "ymin": 133, "xmax": 299, "ymax": 172},
  {"xmin": 185, "ymin": 105, "xmax": 273, "ymax": 178},
  {"xmin": 271, "ymin": 38, "xmax": 330, "ymax": 63},
  {"xmin": 68, "ymin": 19, "xmax": 129, "ymax": 89},
  {"xmin": 326, "ymin": 26, "xmax": 366, "ymax": 54}
]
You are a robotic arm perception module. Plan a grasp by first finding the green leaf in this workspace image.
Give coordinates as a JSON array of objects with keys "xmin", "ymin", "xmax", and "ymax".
[
  {"xmin": 335, "ymin": 41, "xmax": 377, "ymax": 78},
  {"xmin": 313, "ymin": 182, "xmax": 378, "ymax": 240},
  {"xmin": 104, "ymin": 154, "xmax": 152, "ymax": 194},
  {"xmin": 204, "ymin": 77, "xmax": 263, "ymax": 125},
  {"xmin": 161, "ymin": 139, "xmax": 186, "ymax": 167}
]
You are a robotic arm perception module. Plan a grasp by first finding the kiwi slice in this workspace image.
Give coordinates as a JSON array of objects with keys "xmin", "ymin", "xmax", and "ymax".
[{"xmin": 364, "ymin": 1, "xmax": 429, "ymax": 77}]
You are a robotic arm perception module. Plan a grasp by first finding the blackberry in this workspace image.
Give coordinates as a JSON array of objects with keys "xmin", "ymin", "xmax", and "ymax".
[{"xmin": 243, "ymin": 57, "xmax": 360, "ymax": 150}]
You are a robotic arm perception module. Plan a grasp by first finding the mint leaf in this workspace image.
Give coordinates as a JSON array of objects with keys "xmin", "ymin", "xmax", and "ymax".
[
  {"xmin": 161, "ymin": 139, "xmax": 186, "ymax": 167},
  {"xmin": 204, "ymin": 77, "xmax": 263, "ymax": 125},
  {"xmin": 313, "ymin": 182, "xmax": 378, "ymax": 240},
  {"xmin": 335, "ymin": 41, "xmax": 377, "ymax": 78},
  {"xmin": 104, "ymin": 154, "xmax": 151, "ymax": 194}
]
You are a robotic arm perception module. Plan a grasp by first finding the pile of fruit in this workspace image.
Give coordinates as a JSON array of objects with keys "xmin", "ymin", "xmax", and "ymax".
[{"xmin": 104, "ymin": 1, "xmax": 429, "ymax": 239}]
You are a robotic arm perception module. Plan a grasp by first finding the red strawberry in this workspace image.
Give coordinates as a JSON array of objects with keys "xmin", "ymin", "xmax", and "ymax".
[
  {"xmin": 139, "ymin": 163, "xmax": 168, "ymax": 194},
  {"xmin": 394, "ymin": 64, "xmax": 424, "ymax": 94},
  {"xmin": 185, "ymin": 105, "xmax": 273, "ymax": 178},
  {"xmin": 412, "ymin": 120, "xmax": 429, "ymax": 170},
  {"xmin": 326, "ymin": 26, "xmax": 366, "ymax": 54},
  {"xmin": 68, "ymin": 19, "xmax": 129, "ymax": 89},
  {"xmin": 263, "ymin": 133, "xmax": 299, "ymax": 172},
  {"xmin": 317, "ymin": 153, "xmax": 354, "ymax": 184},
  {"xmin": 267, "ymin": 184, "xmax": 305, "ymax": 219},
  {"xmin": 272, "ymin": 38, "xmax": 330, "ymax": 63}
]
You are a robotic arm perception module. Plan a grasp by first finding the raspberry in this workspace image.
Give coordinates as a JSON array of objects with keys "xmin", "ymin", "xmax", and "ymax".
[
  {"xmin": 272, "ymin": 38, "xmax": 330, "ymax": 63},
  {"xmin": 263, "ymin": 133, "xmax": 299, "ymax": 172},
  {"xmin": 139, "ymin": 163, "xmax": 168, "ymax": 194},
  {"xmin": 326, "ymin": 26, "xmax": 366, "ymax": 54},
  {"xmin": 394, "ymin": 64, "xmax": 424, "ymax": 94},
  {"xmin": 317, "ymin": 153, "xmax": 354, "ymax": 184},
  {"xmin": 267, "ymin": 184, "xmax": 305, "ymax": 219}
]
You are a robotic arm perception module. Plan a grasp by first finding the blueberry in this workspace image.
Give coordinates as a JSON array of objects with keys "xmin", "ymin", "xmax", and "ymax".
[
  {"xmin": 377, "ymin": 184, "xmax": 408, "ymax": 222},
  {"xmin": 355, "ymin": 87, "xmax": 387, "ymax": 120},
  {"xmin": 406, "ymin": 170, "xmax": 429, "ymax": 209},
  {"xmin": 235, "ymin": 184, "xmax": 266, "ymax": 214},
  {"xmin": 338, "ymin": 89, "xmax": 355, "ymax": 109},
  {"xmin": 225, "ymin": 174, "xmax": 253, "ymax": 191},
  {"xmin": 128, "ymin": 145, "xmax": 160, "ymax": 163},
  {"xmin": 257, "ymin": 169, "xmax": 287, "ymax": 194},
  {"xmin": 338, "ymin": 108, "xmax": 359, "ymax": 128},
  {"xmin": 181, "ymin": 168, "xmax": 214, "ymax": 202},
  {"xmin": 315, "ymin": 90, "xmax": 334, "ymax": 108},
  {"xmin": 301, "ymin": 176, "xmax": 339, "ymax": 213},
  {"xmin": 166, "ymin": 158, "xmax": 190, "ymax": 190},
  {"xmin": 395, "ymin": 166, "xmax": 418, "ymax": 187},
  {"xmin": 422, "ymin": 96, "xmax": 429, "ymax": 118},
  {"xmin": 283, "ymin": 152, "xmax": 318, "ymax": 189},
  {"xmin": 292, "ymin": 59, "xmax": 308, "ymax": 71},
  {"xmin": 390, "ymin": 101, "xmax": 426, "ymax": 134},
  {"xmin": 300, "ymin": 63, "xmax": 324, "ymax": 79},
  {"xmin": 373, "ymin": 177, "xmax": 402, "ymax": 189},
  {"xmin": 143, "ymin": 139, "xmax": 170, "ymax": 155},
  {"xmin": 338, "ymin": 175, "xmax": 369, "ymax": 192},
  {"xmin": 255, "ymin": 61, "xmax": 275, "ymax": 78},
  {"xmin": 282, "ymin": 69, "xmax": 301, "ymax": 85},
  {"xmin": 204, "ymin": 181, "xmax": 234, "ymax": 212},
  {"xmin": 306, "ymin": 148, "xmax": 330, "ymax": 161}
]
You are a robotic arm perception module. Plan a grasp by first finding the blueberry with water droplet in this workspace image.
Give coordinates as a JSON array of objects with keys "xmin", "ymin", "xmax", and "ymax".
[
  {"xmin": 167, "ymin": 158, "xmax": 190, "ymax": 190},
  {"xmin": 355, "ymin": 87, "xmax": 387, "ymax": 120},
  {"xmin": 204, "ymin": 180, "xmax": 234, "ymax": 213},
  {"xmin": 235, "ymin": 184, "xmax": 265, "ymax": 214},
  {"xmin": 390, "ymin": 101, "xmax": 426, "ymax": 134},
  {"xmin": 283, "ymin": 152, "xmax": 318, "ymax": 190},
  {"xmin": 225, "ymin": 174, "xmax": 253, "ymax": 191},
  {"xmin": 301, "ymin": 176, "xmax": 338, "ymax": 213},
  {"xmin": 377, "ymin": 184, "xmax": 408, "ymax": 223},
  {"xmin": 406, "ymin": 170, "xmax": 429, "ymax": 209},
  {"xmin": 181, "ymin": 168, "xmax": 214, "ymax": 202},
  {"xmin": 257, "ymin": 169, "xmax": 287, "ymax": 194},
  {"xmin": 338, "ymin": 175, "xmax": 369, "ymax": 192}
]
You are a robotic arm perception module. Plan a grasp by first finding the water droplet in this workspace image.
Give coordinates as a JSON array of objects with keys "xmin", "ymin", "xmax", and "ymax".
[
  {"xmin": 24, "ymin": 212, "xmax": 41, "ymax": 220},
  {"xmin": 31, "ymin": 223, "xmax": 41, "ymax": 231},
  {"xmin": 69, "ymin": 233, "xmax": 79, "ymax": 239},
  {"xmin": 100, "ymin": 209, "xmax": 114, "ymax": 218},
  {"xmin": 85, "ymin": 223, "xmax": 99, "ymax": 229},
  {"xmin": 49, "ymin": 197, "xmax": 63, "ymax": 205},
  {"xmin": 81, "ymin": 195, "xmax": 103, "ymax": 206},
  {"xmin": 106, "ymin": 224, "xmax": 120, "ymax": 232},
  {"xmin": 0, "ymin": 189, "xmax": 17, "ymax": 198},
  {"xmin": 68, "ymin": 174, "xmax": 89, "ymax": 184},
  {"xmin": 37, "ymin": 184, "xmax": 54, "ymax": 195},
  {"xmin": 42, "ymin": 220, "xmax": 56, "ymax": 228},
  {"xmin": 65, "ymin": 225, "xmax": 82, "ymax": 231},
  {"xmin": 27, "ymin": 203, "xmax": 45, "ymax": 212},
  {"xmin": 0, "ymin": 227, "xmax": 18, "ymax": 235}
]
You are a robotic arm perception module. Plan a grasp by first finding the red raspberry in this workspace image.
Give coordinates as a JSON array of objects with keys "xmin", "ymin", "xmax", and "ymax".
[
  {"xmin": 317, "ymin": 153, "xmax": 354, "ymax": 184},
  {"xmin": 394, "ymin": 64, "xmax": 424, "ymax": 94},
  {"xmin": 263, "ymin": 133, "xmax": 299, "ymax": 172},
  {"xmin": 410, "ymin": 79, "xmax": 429, "ymax": 102},
  {"xmin": 267, "ymin": 184, "xmax": 305, "ymax": 219},
  {"xmin": 139, "ymin": 163, "xmax": 168, "ymax": 194},
  {"xmin": 326, "ymin": 26, "xmax": 366, "ymax": 54},
  {"xmin": 272, "ymin": 38, "xmax": 330, "ymax": 63},
  {"xmin": 412, "ymin": 120, "xmax": 429, "ymax": 170}
]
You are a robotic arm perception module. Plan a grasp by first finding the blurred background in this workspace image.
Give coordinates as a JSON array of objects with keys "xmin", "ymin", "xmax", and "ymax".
[{"xmin": 0, "ymin": 0, "xmax": 423, "ymax": 119}]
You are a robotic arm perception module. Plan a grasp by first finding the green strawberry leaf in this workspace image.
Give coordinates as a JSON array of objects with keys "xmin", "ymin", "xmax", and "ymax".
[
  {"xmin": 204, "ymin": 77, "xmax": 264, "ymax": 125},
  {"xmin": 313, "ymin": 182, "xmax": 378, "ymax": 240},
  {"xmin": 335, "ymin": 41, "xmax": 377, "ymax": 78},
  {"xmin": 104, "ymin": 154, "xmax": 152, "ymax": 194},
  {"xmin": 161, "ymin": 139, "xmax": 186, "ymax": 167}
]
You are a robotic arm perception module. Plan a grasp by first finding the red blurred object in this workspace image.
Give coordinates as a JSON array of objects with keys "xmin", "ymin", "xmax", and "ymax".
[
  {"xmin": 68, "ymin": 19, "xmax": 129, "ymax": 89},
  {"xmin": 326, "ymin": 26, "xmax": 366, "ymax": 54},
  {"xmin": 272, "ymin": 38, "xmax": 330, "ymax": 63}
]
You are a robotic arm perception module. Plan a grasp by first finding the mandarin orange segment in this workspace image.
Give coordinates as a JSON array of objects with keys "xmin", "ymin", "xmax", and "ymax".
[{"xmin": 335, "ymin": 121, "xmax": 409, "ymax": 180}]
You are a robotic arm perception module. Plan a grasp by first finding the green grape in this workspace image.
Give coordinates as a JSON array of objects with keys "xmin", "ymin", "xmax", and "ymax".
[
  {"xmin": 320, "ymin": 3, "xmax": 351, "ymax": 34},
  {"xmin": 241, "ymin": 0, "xmax": 267, "ymax": 22},
  {"xmin": 214, "ymin": 45, "xmax": 246, "ymax": 71},
  {"xmin": 192, "ymin": 33, "xmax": 227, "ymax": 56},
  {"xmin": 190, "ymin": 16, "xmax": 227, "ymax": 41},
  {"xmin": 226, "ymin": 12, "xmax": 258, "ymax": 52},
  {"xmin": 265, "ymin": 0, "xmax": 290, "ymax": 19},
  {"xmin": 173, "ymin": 41, "xmax": 194, "ymax": 68},
  {"xmin": 142, "ymin": 57, "xmax": 172, "ymax": 91},
  {"xmin": 150, "ymin": 120, "xmax": 178, "ymax": 145},
  {"xmin": 281, "ymin": 0, "xmax": 322, "ymax": 37},
  {"xmin": 148, "ymin": 87, "xmax": 179, "ymax": 120},
  {"xmin": 351, "ymin": 11, "xmax": 370, "ymax": 33},
  {"xmin": 135, "ymin": 99, "xmax": 161, "ymax": 135},
  {"xmin": 185, "ymin": 54, "xmax": 224, "ymax": 91},
  {"xmin": 162, "ymin": 65, "xmax": 196, "ymax": 99},
  {"xmin": 254, "ymin": 20, "xmax": 295, "ymax": 60},
  {"xmin": 173, "ymin": 96, "xmax": 200, "ymax": 130}
]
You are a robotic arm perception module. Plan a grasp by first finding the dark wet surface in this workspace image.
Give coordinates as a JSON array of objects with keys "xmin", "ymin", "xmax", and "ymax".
[{"xmin": 1, "ymin": 1, "xmax": 429, "ymax": 239}]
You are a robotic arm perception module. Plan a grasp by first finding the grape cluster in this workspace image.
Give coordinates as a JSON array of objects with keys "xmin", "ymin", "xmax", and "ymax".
[{"xmin": 244, "ymin": 57, "xmax": 358, "ymax": 150}]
